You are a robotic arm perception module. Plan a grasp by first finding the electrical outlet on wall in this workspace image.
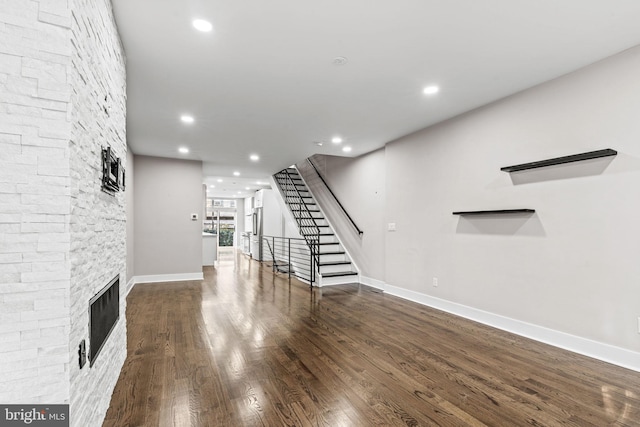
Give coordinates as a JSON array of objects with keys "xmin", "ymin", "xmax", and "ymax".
[
  {"xmin": 79, "ymin": 340, "xmax": 86, "ymax": 369},
  {"xmin": 433, "ymin": 277, "xmax": 438, "ymax": 287},
  {"xmin": 637, "ymin": 317, "xmax": 640, "ymax": 334}
]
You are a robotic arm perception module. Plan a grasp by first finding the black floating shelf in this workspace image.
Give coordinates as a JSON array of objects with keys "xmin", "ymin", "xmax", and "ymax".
[
  {"xmin": 500, "ymin": 148, "xmax": 617, "ymax": 173},
  {"xmin": 453, "ymin": 209, "xmax": 535, "ymax": 215}
]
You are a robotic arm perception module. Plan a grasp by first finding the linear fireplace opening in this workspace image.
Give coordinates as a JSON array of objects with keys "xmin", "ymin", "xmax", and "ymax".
[{"xmin": 89, "ymin": 274, "xmax": 120, "ymax": 366}]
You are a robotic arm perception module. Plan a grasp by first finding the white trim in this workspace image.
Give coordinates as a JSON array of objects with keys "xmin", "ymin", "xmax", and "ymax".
[
  {"xmin": 318, "ymin": 274, "xmax": 360, "ymax": 287},
  {"xmin": 126, "ymin": 277, "xmax": 135, "ymax": 296},
  {"xmin": 379, "ymin": 283, "xmax": 640, "ymax": 373},
  {"xmin": 133, "ymin": 272, "xmax": 204, "ymax": 284},
  {"xmin": 294, "ymin": 165, "xmax": 362, "ymax": 275},
  {"xmin": 360, "ymin": 275, "xmax": 386, "ymax": 291}
]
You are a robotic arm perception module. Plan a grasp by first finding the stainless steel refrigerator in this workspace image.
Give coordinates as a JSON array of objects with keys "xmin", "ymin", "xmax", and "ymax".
[{"xmin": 250, "ymin": 207, "xmax": 263, "ymax": 261}]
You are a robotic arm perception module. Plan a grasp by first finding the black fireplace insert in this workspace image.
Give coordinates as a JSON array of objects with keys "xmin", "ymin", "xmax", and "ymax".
[{"xmin": 89, "ymin": 274, "xmax": 120, "ymax": 366}]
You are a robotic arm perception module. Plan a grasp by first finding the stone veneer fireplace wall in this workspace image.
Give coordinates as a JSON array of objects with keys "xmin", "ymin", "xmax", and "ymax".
[
  {"xmin": 68, "ymin": 0, "xmax": 127, "ymax": 425},
  {"xmin": 0, "ymin": 1, "xmax": 127, "ymax": 426}
]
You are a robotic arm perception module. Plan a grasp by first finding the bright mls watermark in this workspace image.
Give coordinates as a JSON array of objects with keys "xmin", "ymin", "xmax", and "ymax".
[{"xmin": 1, "ymin": 405, "xmax": 68, "ymax": 426}]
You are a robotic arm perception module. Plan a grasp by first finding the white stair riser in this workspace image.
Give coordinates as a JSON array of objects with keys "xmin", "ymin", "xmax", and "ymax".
[
  {"xmin": 319, "ymin": 235, "xmax": 338, "ymax": 243},
  {"xmin": 318, "ymin": 274, "xmax": 359, "ymax": 287},
  {"xmin": 319, "ymin": 264, "xmax": 354, "ymax": 274},
  {"xmin": 283, "ymin": 190, "xmax": 311, "ymax": 196},
  {"xmin": 298, "ymin": 220, "xmax": 327, "ymax": 228},
  {"xmin": 293, "ymin": 209, "xmax": 322, "ymax": 218},
  {"xmin": 290, "ymin": 207, "xmax": 322, "ymax": 215},
  {"xmin": 317, "ymin": 243, "xmax": 341, "ymax": 253},
  {"xmin": 287, "ymin": 204, "xmax": 318, "ymax": 212},
  {"xmin": 317, "ymin": 253, "xmax": 348, "ymax": 263},
  {"xmin": 284, "ymin": 195, "xmax": 313, "ymax": 202}
]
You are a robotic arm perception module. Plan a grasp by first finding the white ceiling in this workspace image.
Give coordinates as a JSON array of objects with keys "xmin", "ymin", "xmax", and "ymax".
[{"xmin": 112, "ymin": 0, "xmax": 640, "ymax": 198}]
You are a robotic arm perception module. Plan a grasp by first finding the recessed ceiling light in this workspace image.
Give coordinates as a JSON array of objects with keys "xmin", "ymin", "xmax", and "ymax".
[
  {"xmin": 209, "ymin": 185, "xmax": 215, "ymax": 188},
  {"xmin": 180, "ymin": 115, "xmax": 194, "ymax": 124},
  {"xmin": 192, "ymin": 19, "xmax": 213, "ymax": 32},
  {"xmin": 233, "ymin": 171, "xmax": 240, "ymax": 176},
  {"xmin": 217, "ymin": 179, "xmax": 223, "ymax": 183},
  {"xmin": 423, "ymin": 85, "xmax": 439, "ymax": 95},
  {"xmin": 256, "ymin": 181, "xmax": 264, "ymax": 185},
  {"xmin": 342, "ymin": 146, "xmax": 352, "ymax": 153},
  {"xmin": 332, "ymin": 136, "xmax": 342, "ymax": 144},
  {"xmin": 245, "ymin": 187, "xmax": 250, "ymax": 190},
  {"xmin": 249, "ymin": 154, "xmax": 259, "ymax": 161},
  {"xmin": 178, "ymin": 147, "xmax": 189, "ymax": 154},
  {"xmin": 315, "ymin": 142, "xmax": 323, "ymax": 146}
]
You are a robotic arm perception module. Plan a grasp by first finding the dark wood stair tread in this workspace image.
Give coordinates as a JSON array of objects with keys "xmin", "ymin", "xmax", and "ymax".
[
  {"xmin": 318, "ymin": 261, "xmax": 351, "ymax": 266},
  {"xmin": 321, "ymin": 271, "xmax": 358, "ymax": 278}
]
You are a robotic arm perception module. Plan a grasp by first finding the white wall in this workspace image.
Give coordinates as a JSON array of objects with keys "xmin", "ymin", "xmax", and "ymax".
[
  {"xmin": 304, "ymin": 45, "xmax": 640, "ymax": 366},
  {"xmin": 300, "ymin": 150, "xmax": 386, "ymax": 281},
  {"xmin": 260, "ymin": 189, "xmax": 285, "ymax": 237},
  {"xmin": 384, "ymin": 45, "xmax": 640, "ymax": 354},
  {"xmin": 0, "ymin": 0, "xmax": 73, "ymax": 405},
  {"xmin": 68, "ymin": 1, "xmax": 128, "ymax": 425},
  {"xmin": 0, "ymin": 0, "xmax": 128, "ymax": 423},
  {"xmin": 126, "ymin": 148, "xmax": 135, "ymax": 284},
  {"xmin": 235, "ymin": 198, "xmax": 245, "ymax": 246},
  {"xmin": 133, "ymin": 155, "xmax": 203, "ymax": 279}
]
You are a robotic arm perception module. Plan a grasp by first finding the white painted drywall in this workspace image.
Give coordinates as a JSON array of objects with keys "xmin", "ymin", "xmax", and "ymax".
[
  {"xmin": 298, "ymin": 149, "xmax": 387, "ymax": 281},
  {"xmin": 385, "ymin": 45, "xmax": 640, "ymax": 352},
  {"xmin": 126, "ymin": 148, "xmax": 135, "ymax": 283},
  {"xmin": 133, "ymin": 156, "xmax": 203, "ymax": 277},
  {"xmin": 236, "ymin": 198, "xmax": 245, "ymax": 246},
  {"xmin": 260, "ymin": 189, "xmax": 285, "ymax": 237}
]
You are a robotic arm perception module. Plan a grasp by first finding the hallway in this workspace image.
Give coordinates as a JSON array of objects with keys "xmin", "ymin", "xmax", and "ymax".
[{"xmin": 104, "ymin": 253, "xmax": 640, "ymax": 426}]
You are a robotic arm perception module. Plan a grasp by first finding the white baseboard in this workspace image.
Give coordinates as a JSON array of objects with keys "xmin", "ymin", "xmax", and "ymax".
[
  {"xmin": 126, "ymin": 277, "xmax": 135, "ymax": 296},
  {"xmin": 372, "ymin": 282, "xmax": 640, "ymax": 373},
  {"xmin": 133, "ymin": 272, "xmax": 204, "ymax": 284},
  {"xmin": 360, "ymin": 275, "xmax": 386, "ymax": 291}
]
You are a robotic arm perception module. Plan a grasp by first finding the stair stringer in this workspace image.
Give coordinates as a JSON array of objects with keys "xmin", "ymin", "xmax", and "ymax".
[
  {"xmin": 270, "ymin": 171, "xmax": 360, "ymax": 287},
  {"xmin": 283, "ymin": 169, "xmax": 361, "ymax": 286},
  {"xmin": 295, "ymin": 159, "xmax": 370, "ymax": 278}
]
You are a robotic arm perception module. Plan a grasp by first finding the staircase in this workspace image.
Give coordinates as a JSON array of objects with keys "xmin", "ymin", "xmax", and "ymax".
[{"xmin": 274, "ymin": 167, "xmax": 358, "ymax": 285}]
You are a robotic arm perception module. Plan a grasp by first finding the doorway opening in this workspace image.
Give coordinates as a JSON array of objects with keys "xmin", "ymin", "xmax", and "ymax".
[
  {"xmin": 216, "ymin": 210, "xmax": 236, "ymax": 247},
  {"xmin": 206, "ymin": 198, "xmax": 239, "ymax": 262}
]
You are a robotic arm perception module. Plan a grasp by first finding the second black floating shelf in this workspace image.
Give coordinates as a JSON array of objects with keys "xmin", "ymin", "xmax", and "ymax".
[
  {"xmin": 453, "ymin": 209, "xmax": 535, "ymax": 215},
  {"xmin": 500, "ymin": 148, "xmax": 617, "ymax": 173}
]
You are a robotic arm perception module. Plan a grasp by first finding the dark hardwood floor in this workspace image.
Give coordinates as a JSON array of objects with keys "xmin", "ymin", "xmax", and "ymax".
[{"xmin": 104, "ymin": 250, "xmax": 640, "ymax": 426}]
